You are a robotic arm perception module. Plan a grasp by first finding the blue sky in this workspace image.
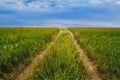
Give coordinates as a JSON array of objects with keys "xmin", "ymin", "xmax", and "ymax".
[{"xmin": 0, "ymin": 0, "xmax": 120, "ymax": 27}]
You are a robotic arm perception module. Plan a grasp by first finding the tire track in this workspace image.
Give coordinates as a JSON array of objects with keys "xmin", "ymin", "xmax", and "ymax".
[
  {"xmin": 68, "ymin": 30, "xmax": 101, "ymax": 80},
  {"xmin": 15, "ymin": 30, "xmax": 62, "ymax": 80}
]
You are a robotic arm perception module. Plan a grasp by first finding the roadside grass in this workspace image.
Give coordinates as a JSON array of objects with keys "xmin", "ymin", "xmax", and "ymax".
[
  {"xmin": 69, "ymin": 28, "xmax": 120, "ymax": 80},
  {"xmin": 28, "ymin": 31, "xmax": 87, "ymax": 80},
  {"xmin": 0, "ymin": 28, "xmax": 59, "ymax": 80}
]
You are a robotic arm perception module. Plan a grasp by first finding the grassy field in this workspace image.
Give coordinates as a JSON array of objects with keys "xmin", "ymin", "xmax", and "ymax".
[
  {"xmin": 28, "ymin": 30, "xmax": 87, "ymax": 80},
  {"xmin": 69, "ymin": 28, "xmax": 120, "ymax": 80},
  {"xmin": 0, "ymin": 28, "xmax": 59, "ymax": 80},
  {"xmin": 0, "ymin": 28, "xmax": 120, "ymax": 80}
]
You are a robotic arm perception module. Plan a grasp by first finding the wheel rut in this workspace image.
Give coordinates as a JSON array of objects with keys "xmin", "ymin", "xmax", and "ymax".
[
  {"xmin": 16, "ymin": 29, "xmax": 101, "ymax": 80},
  {"xmin": 68, "ymin": 30, "xmax": 101, "ymax": 80},
  {"xmin": 15, "ymin": 30, "xmax": 62, "ymax": 80}
]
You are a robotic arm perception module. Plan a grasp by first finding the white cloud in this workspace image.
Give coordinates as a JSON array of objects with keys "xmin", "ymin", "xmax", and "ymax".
[
  {"xmin": 106, "ymin": 0, "xmax": 112, "ymax": 2},
  {"xmin": 0, "ymin": 0, "xmax": 105, "ymax": 11},
  {"xmin": 23, "ymin": 19, "xmax": 120, "ymax": 27},
  {"xmin": 0, "ymin": 0, "xmax": 64, "ymax": 11},
  {"xmin": 116, "ymin": 1, "xmax": 120, "ymax": 4},
  {"xmin": 0, "ymin": 0, "xmax": 26, "ymax": 10},
  {"xmin": 0, "ymin": 0, "xmax": 119, "ymax": 11},
  {"xmin": 90, "ymin": 0, "xmax": 103, "ymax": 5}
]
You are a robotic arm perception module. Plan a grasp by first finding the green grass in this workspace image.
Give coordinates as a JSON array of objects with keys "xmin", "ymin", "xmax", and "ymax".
[
  {"xmin": 29, "ymin": 31, "xmax": 87, "ymax": 80},
  {"xmin": 69, "ymin": 28, "xmax": 120, "ymax": 80},
  {"xmin": 0, "ymin": 28, "xmax": 59, "ymax": 80},
  {"xmin": 1, "ymin": 28, "xmax": 119, "ymax": 80}
]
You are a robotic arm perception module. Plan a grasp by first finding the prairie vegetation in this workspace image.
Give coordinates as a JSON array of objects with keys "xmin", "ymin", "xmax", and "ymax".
[
  {"xmin": 69, "ymin": 28, "xmax": 120, "ymax": 80},
  {"xmin": 28, "ymin": 31, "xmax": 87, "ymax": 80},
  {"xmin": 0, "ymin": 28, "xmax": 59, "ymax": 79},
  {"xmin": 0, "ymin": 28, "xmax": 120, "ymax": 80}
]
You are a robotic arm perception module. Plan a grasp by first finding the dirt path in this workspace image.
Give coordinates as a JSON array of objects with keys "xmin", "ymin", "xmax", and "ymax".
[
  {"xmin": 15, "ymin": 30, "xmax": 62, "ymax": 80},
  {"xmin": 16, "ymin": 29, "xmax": 101, "ymax": 80},
  {"xmin": 68, "ymin": 30, "xmax": 101, "ymax": 80}
]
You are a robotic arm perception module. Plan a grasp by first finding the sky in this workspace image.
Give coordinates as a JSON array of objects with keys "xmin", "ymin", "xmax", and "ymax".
[{"xmin": 0, "ymin": 0, "xmax": 120, "ymax": 27}]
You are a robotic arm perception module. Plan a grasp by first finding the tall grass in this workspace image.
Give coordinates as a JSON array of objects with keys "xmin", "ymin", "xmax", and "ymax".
[
  {"xmin": 29, "ymin": 31, "xmax": 87, "ymax": 80},
  {"xmin": 0, "ymin": 28, "xmax": 59, "ymax": 80},
  {"xmin": 69, "ymin": 28, "xmax": 120, "ymax": 80}
]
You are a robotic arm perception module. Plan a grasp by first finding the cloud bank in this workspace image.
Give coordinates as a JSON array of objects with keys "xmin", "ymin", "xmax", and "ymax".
[
  {"xmin": 0, "ymin": 0, "xmax": 120, "ymax": 11},
  {"xmin": 0, "ymin": 0, "xmax": 120, "ymax": 27}
]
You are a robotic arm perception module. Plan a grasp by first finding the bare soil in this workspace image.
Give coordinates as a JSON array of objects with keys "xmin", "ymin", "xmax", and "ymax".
[
  {"xmin": 68, "ymin": 30, "xmax": 101, "ymax": 80},
  {"xmin": 16, "ymin": 29, "xmax": 101, "ymax": 80},
  {"xmin": 15, "ymin": 30, "xmax": 62, "ymax": 80}
]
